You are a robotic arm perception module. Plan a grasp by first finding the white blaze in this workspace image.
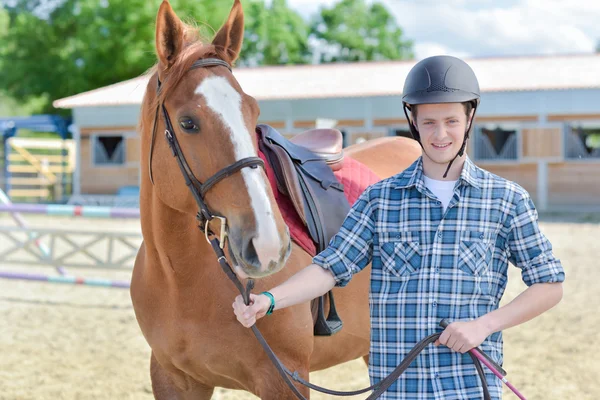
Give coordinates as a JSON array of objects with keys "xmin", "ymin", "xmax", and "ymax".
[{"xmin": 196, "ymin": 76, "xmax": 281, "ymax": 268}]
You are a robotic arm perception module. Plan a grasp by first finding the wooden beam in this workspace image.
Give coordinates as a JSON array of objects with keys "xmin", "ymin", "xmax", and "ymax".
[
  {"xmin": 373, "ymin": 118, "xmax": 407, "ymax": 126},
  {"xmin": 259, "ymin": 121, "xmax": 286, "ymax": 129},
  {"xmin": 547, "ymin": 113, "xmax": 600, "ymax": 122},
  {"xmin": 80, "ymin": 126, "xmax": 137, "ymax": 135},
  {"xmin": 293, "ymin": 120, "xmax": 315, "ymax": 129},
  {"xmin": 475, "ymin": 115, "xmax": 539, "ymax": 122},
  {"xmin": 336, "ymin": 119, "xmax": 364, "ymax": 127},
  {"xmin": 8, "ymin": 189, "xmax": 50, "ymax": 198}
]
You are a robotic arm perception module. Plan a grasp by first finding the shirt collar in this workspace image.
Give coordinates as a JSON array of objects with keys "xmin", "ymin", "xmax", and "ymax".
[
  {"xmin": 459, "ymin": 156, "xmax": 481, "ymax": 189},
  {"xmin": 393, "ymin": 156, "xmax": 481, "ymax": 190}
]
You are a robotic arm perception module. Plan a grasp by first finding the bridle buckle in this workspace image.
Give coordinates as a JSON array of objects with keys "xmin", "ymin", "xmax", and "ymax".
[{"xmin": 204, "ymin": 216, "xmax": 228, "ymax": 249}]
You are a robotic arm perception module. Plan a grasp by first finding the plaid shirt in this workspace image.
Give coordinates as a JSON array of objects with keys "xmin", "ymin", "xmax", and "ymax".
[{"xmin": 313, "ymin": 156, "xmax": 565, "ymax": 400}]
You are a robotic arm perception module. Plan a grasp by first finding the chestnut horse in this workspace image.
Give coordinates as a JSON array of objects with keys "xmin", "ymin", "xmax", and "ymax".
[{"xmin": 130, "ymin": 1, "xmax": 421, "ymax": 398}]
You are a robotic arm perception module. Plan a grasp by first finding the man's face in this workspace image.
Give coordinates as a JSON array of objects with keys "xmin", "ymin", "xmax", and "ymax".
[{"xmin": 413, "ymin": 103, "xmax": 472, "ymax": 166}]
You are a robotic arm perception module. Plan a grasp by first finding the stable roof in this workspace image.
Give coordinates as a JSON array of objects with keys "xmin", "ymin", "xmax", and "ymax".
[{"xmin": 53, "ymin": 53, "xmax": 600, "ymax": 109}]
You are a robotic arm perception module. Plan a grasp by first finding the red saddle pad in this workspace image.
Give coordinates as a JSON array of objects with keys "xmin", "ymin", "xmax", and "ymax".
[{"xmin": 257, "ymin": 149, "xmax": 380, "ymax": 257}]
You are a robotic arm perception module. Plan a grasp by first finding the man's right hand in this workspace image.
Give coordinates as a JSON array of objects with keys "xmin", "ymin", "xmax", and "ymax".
[{"xmin": 232, "ymin": 293, "xmax": 271, "ymax": 328}]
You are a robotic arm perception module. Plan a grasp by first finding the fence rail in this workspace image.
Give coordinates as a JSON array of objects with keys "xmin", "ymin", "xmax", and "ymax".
[{"xmin": 0, "ymin": 227, "xmax": 142, "ymax": 270}]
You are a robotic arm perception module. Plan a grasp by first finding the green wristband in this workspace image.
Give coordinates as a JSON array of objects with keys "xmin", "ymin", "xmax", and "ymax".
[{"xmin": 261, "ymin": 291, "xmax": 275, "ymax": 315}]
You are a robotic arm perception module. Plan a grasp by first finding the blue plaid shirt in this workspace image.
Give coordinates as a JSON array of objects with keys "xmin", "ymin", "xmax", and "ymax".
[{"xmin": 313, "ymin": 156, "xmax": 565, "ymax": 399}]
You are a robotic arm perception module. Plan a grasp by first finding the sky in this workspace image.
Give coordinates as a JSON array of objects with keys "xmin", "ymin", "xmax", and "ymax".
[{"xmin": 286, "ymin": 0, "xmax": 600, "ymax": 60}]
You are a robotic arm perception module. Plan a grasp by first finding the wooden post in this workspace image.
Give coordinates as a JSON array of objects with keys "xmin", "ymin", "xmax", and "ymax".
[{"xmin": 537, "ymin": 160, "xmax": 548, "ymax": 212}]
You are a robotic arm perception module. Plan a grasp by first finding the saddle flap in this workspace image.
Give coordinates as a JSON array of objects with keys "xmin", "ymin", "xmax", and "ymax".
[
  {"xmin": 264, "ymin": 142, "xmax": 308, "ymax": 224},
  {"xmin": 257, "ymin": 124, "xmax": 351, "ymax": 252}
]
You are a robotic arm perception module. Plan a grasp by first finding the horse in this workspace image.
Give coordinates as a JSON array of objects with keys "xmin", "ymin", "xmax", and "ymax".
[{"xmin": 130, "ymin": 0, "xmax": 422, "ymax": 398}]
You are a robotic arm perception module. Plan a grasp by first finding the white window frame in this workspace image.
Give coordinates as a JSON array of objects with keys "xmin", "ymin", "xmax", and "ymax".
[
  {"xmin": 563, "ymin": 120, "xmax": 600, "ymax": 162},
  {"xmin": 90, "ymin": 131, "xmax": 135, "ymax": 169},
  {"xmin": 472, "ymin": 123, "xmax": 522, "ymax": 164}
]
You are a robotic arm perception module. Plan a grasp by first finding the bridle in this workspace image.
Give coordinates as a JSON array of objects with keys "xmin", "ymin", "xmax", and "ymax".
[
  {"xmin": 147, "ymin": 57, "xmax": 493, "ymax": 400},
  {"xmin": 148, "ymin": 57, "xmax": 265, "ymax": 246}
]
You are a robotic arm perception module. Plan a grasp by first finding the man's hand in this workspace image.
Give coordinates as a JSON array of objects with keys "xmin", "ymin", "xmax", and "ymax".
[
  {"xmin": 232, "ymin": 293, "xmax": 271, "ymax": 328},
  {"xmin": 435, "ymin": 319, "xmax": 491, "ymax": 353}
]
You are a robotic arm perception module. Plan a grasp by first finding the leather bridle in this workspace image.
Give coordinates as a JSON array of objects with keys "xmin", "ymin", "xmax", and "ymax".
[{"xmin": 148, "ymin": 58, "xmax": 265, "ymax": 245}]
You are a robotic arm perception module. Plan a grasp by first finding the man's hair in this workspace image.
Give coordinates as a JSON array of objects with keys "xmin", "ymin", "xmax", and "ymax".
[{"xmin": 410, "ymin": 101, "xmax": 475, "ymax": 122}]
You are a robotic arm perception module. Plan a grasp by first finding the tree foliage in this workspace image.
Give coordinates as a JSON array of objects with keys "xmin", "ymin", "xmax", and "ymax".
[
  {"xmin": 0, "ymin": 0, "xmax": 412, "ymax": 113},
  {"xmin": 311, "ymin": 0, "xmax": 413, "ymax": 63}
]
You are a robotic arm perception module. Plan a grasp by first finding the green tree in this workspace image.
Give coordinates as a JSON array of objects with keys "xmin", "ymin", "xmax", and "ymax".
[
  {"xmin": 0, "ymin": 0, "xmax": 412, "ymax": 114},
  {"xmin": 242, "ymin": 0, "xmax": 310, "ymax": 66},
  {"xmin": 311, "ymin": 0, "xmax": 413, "ymax": 63},
  {"xmin": 0, "ymin": 0, "xmax": 238, "ymax": 113}
]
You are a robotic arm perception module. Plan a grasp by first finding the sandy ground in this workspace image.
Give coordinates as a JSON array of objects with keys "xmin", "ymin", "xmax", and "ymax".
[{"xmin": 0, "ymin": 213, "xmax": 598, "ymax": 399}]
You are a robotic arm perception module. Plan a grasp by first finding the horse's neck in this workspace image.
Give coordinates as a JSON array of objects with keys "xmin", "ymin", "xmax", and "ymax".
[{"xmin": 141, "ymin": 194, "xmax": 217, "ymax": 283}]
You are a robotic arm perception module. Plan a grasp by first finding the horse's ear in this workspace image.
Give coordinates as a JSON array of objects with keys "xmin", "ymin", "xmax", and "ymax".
[
  {"xmin": 155, "ymin": 0, "xmax": 185, "ymax": 68},
  {"xmin": 211, "ymin": 0, "xmax": 244, "ymax": 64}
]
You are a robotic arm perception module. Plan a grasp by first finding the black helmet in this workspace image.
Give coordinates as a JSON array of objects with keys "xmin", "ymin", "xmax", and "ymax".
[
  {"xmin": 401, "ymin": 55, "xmax": 481, "ymax": 178},
  {"xmin": 402, "ymin": 55, "xmax": 480, "ymax": 106}
]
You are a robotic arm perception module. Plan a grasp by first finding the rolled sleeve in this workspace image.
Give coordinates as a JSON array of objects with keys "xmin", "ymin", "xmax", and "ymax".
[
  {"xmin": 312, "ymin": 188, "xmax": 375, "ymax": 287},
  {"xmin": 507, "ymin": 196, "xmax": 565, "ymax": 286}
]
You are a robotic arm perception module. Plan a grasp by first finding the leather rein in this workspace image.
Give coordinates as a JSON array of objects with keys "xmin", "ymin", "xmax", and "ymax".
[{"xmin": 150, "ymin": 57, "xmax": 492, "ymax": 400}]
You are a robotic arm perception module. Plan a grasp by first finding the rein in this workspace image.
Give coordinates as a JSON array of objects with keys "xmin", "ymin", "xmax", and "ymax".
[
  {"xmin": 208, "ymin": 235, "xmax": 492, "ymax": 400},
  {"xmin": 152, "ymin": 57, "xmax": 493, "ymax": 399}
]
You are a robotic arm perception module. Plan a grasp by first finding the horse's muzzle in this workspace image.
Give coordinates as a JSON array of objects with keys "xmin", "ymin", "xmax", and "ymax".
[{"xmin": 233, "ymin": 228, "xmax": 291, "ymax": 278}]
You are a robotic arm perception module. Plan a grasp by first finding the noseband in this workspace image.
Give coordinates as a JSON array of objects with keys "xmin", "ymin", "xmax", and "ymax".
[{"xmin": 148, "ymin": 58, "xmax": 265, "ymax": 245}]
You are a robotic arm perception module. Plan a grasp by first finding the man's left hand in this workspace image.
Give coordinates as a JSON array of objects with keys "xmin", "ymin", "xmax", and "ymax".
[{"xmin": 435, "ymin": 319, "xmax": 491, "ymax": 353}]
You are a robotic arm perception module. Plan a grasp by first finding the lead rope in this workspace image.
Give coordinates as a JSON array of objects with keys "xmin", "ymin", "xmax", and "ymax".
[{"xmin": 206, "ymin": 233, "xmax": 492, "ymax": 400}]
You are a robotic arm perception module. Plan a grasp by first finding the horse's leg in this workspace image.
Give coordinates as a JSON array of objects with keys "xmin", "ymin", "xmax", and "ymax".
[{"xmin": 150, "ymin": 353, "xmax": 215, "ymax": 400}]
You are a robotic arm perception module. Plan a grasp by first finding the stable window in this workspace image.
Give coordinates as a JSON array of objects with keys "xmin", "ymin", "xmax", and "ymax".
[
  {"xmin": 390, "ymin": 128, "xmax": 414, "ymax": 140},
  {"xmin": 473, "ymin": 125, "xmax": 519, "ymax": 161},
  {"xmin": 387, "ymin": 126, "xmax": 416, "ymax": 141},
  {"xmin": 92, "ymin": 134, "xmax": 126, "ymax": 166},
  {"xmin": 565, "ymin": 123, "xmax": 600, "ymax": 159}
]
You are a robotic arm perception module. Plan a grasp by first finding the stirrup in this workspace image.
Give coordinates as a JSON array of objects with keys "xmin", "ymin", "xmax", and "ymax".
[{"xmin": 313, "ymin": 291, "xmax": 343, "ymax": 336}]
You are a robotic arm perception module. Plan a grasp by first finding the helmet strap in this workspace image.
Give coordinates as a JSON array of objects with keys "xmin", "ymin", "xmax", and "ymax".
[
  {"xmin": 403, "ymin": 104, "xmax": 423, "ymax": 149},
  {"xmin": 442, "ymin": 137, "xmax": 467, "ymax": 178}
]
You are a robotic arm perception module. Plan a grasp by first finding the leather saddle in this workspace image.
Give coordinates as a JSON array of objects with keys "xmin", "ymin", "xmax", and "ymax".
[{"xmin": 257, "ymin": 124, "xmax": 350, "ymax": 336}]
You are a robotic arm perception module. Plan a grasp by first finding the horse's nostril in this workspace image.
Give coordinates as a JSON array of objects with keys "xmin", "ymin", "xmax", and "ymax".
[{"xmin": 242, "ymin": 237, "xmax": 260, "ymax": 268}]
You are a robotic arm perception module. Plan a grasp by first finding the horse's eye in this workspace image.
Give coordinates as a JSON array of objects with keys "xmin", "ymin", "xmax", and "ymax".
[{"xmin": 179, "ymin": 117, "xmax": 199, "ymax": 133}]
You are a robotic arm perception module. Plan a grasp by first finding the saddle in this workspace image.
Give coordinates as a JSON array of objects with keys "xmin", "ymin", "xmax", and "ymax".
[{"xmin": 257, "ymin": 124, "xmax": 350, "ymax": 336}]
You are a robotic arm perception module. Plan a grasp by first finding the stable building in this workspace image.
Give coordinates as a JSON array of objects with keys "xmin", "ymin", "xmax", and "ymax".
[{"xmin": 53, "ymin": 53, "xmax": 600, "ymax": 211}]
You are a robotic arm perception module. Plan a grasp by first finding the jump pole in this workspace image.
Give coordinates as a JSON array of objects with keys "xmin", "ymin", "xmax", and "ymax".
[
  {"xmin": 0, "ymin": 203, "xmax": 140, "ymax": 218},
  {"xmin": 0, "ymin": 198, "xmax": 139, "ymax": 289},
  {"xmin": 0, "ymin": 270, "xmax": 130, "ymax": 288}
]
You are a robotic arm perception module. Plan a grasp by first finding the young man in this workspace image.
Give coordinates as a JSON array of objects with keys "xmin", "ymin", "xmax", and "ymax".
[{"xmin": 232, "ymin": 55, "xmax": 565, "ymax": 399}]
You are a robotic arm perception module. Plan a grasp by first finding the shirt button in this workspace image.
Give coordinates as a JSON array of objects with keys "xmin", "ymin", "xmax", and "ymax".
[
  {"xmin": 435, "ymin": 267, "xmax": 440, "ymax": 273},
  {"xmin": 479, "ymin": 233, "xmax": 484, "ymax": 239},
  {"xmin": 432, "ymin": 301, "xmax": 437, "ymax": 307},
  {"xmin": 437, "ymin": 232, "xmax": 442, "ymax": 239}
]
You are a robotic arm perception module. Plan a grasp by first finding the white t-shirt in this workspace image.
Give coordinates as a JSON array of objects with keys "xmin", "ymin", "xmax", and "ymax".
[{"xmin": 423, "ymin": 176, "xmax": 457, "ymax": 212}]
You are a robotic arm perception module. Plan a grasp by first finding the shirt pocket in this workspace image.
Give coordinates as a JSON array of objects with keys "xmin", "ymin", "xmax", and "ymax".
[
  {"xmin": 379, "ymin": 231, "xmax": 422, "ymax": 278},
  {"xmin": 458, "ymin": 230, "xmax": 493, "ymax": 277}
]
